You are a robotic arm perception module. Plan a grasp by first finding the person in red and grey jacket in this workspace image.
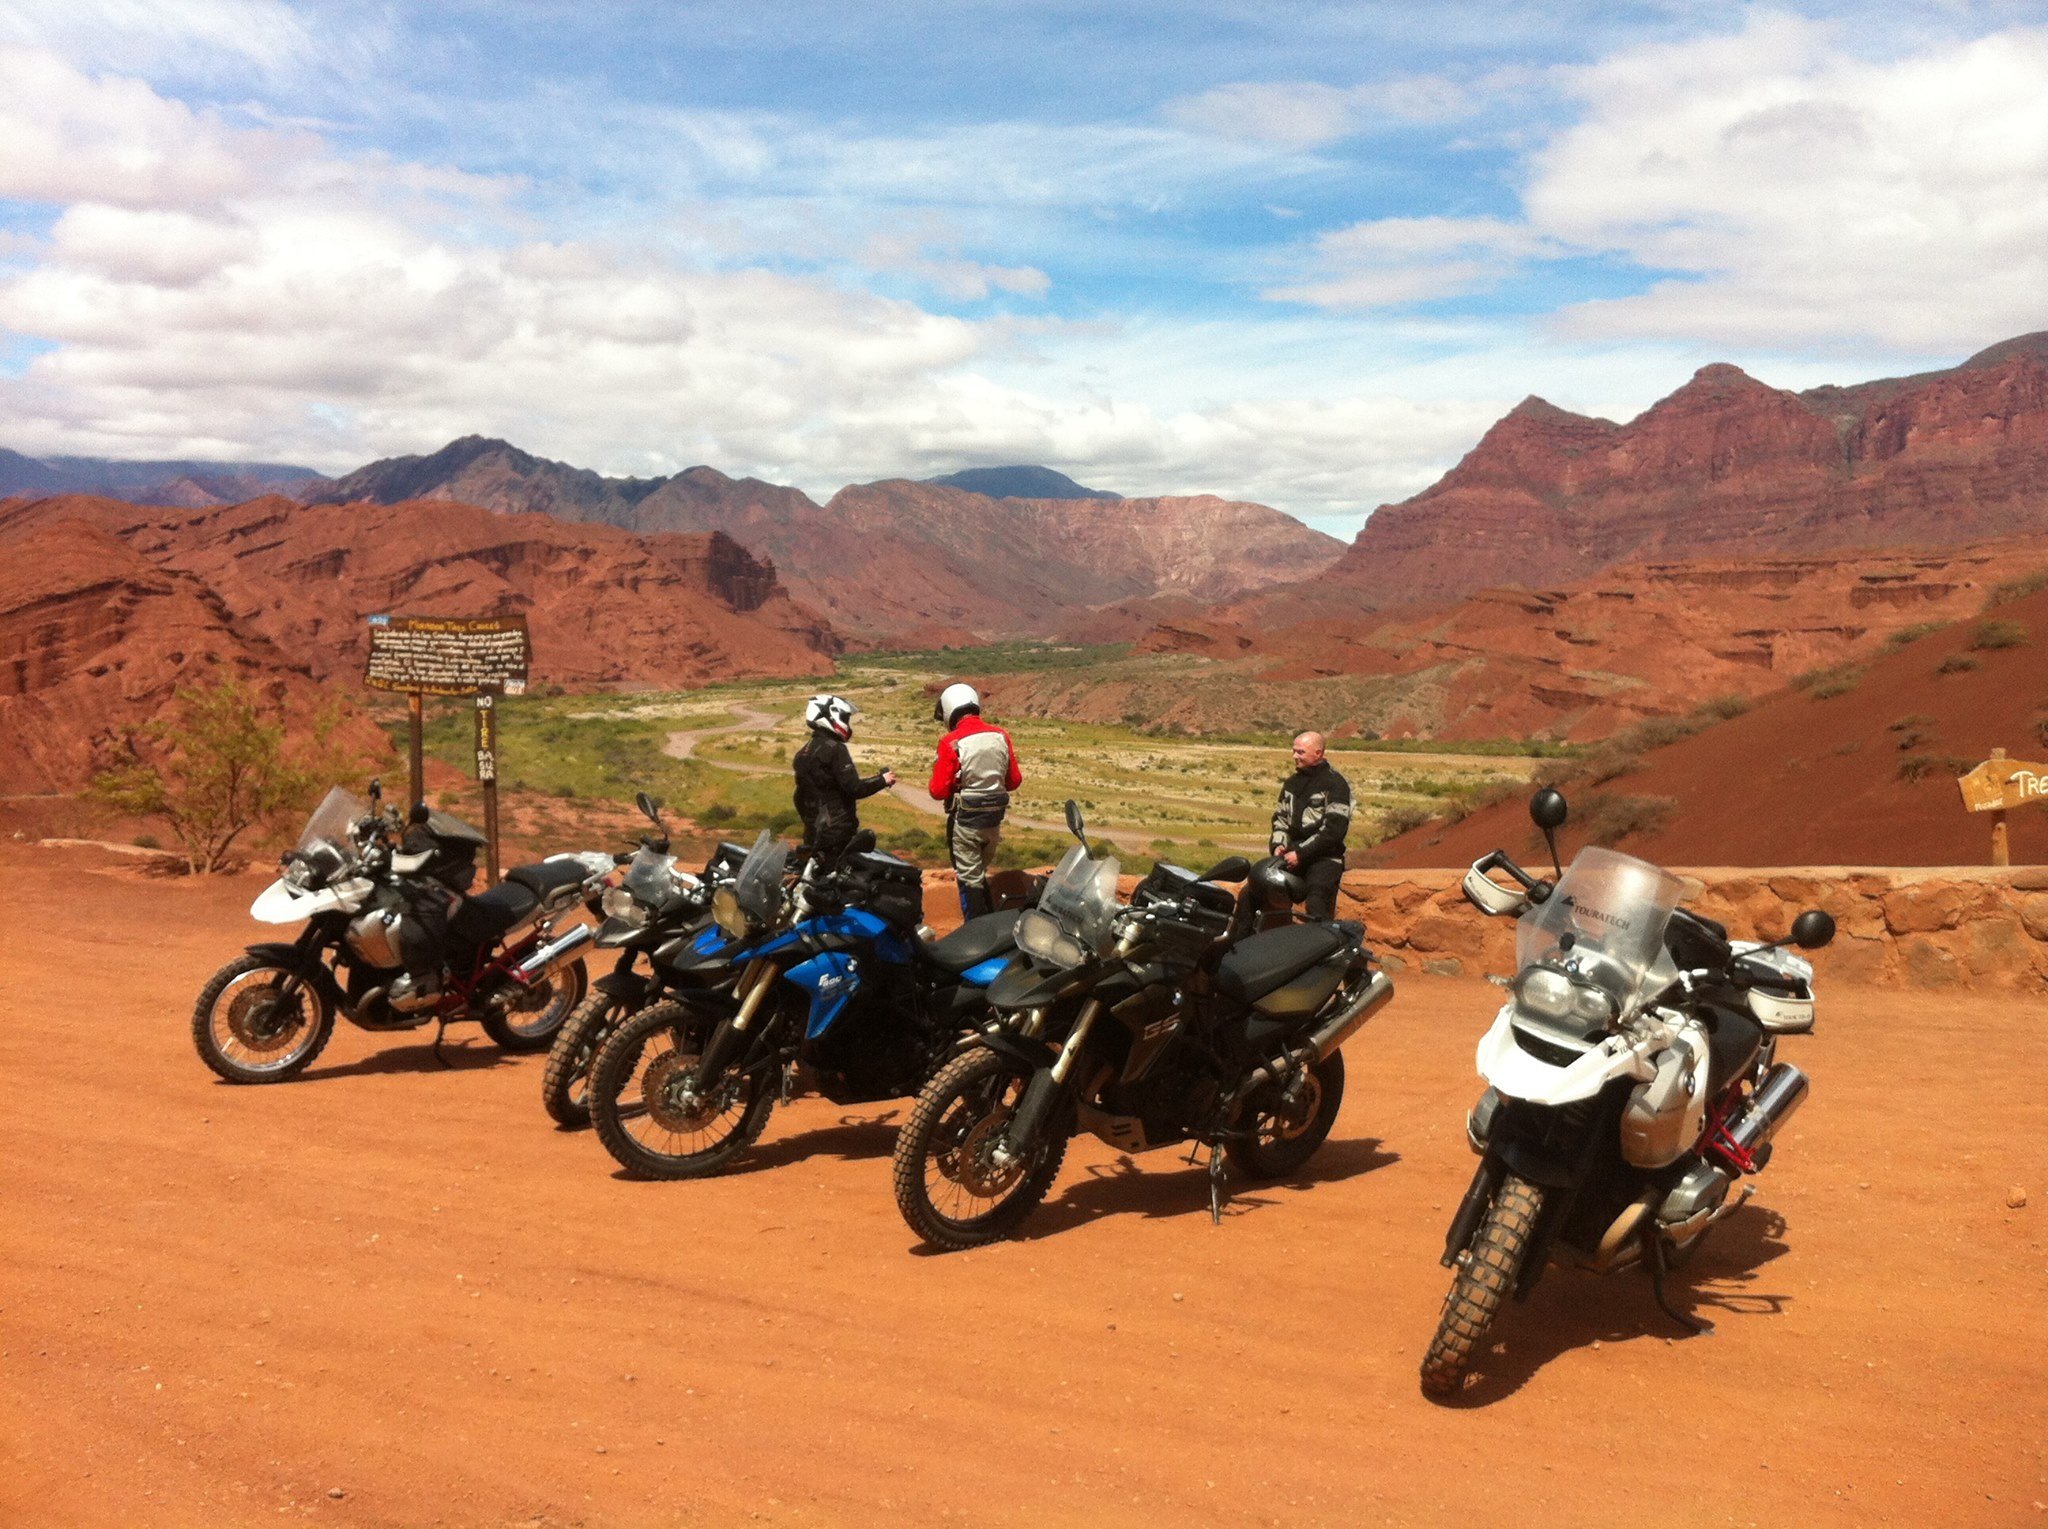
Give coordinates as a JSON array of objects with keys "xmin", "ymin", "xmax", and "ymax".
[{"xmin": 929, "ymin": 682, "xmax": 1022, "ymax": 920}]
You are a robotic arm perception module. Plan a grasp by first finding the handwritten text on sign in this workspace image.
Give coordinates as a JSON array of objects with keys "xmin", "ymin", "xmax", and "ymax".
[
  {"xmin": 364, "ymin": 615, "xmax": 530, "ymax": 697},
  {"xmin": 1956, "ymin": 756, "xmax": 2048, "ymax": 813}
]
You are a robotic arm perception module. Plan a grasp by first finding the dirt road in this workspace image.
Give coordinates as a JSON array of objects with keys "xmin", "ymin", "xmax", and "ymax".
[{"xmin": 1, "ymin": 840, "xmax": 2042, "ymax": 1528}]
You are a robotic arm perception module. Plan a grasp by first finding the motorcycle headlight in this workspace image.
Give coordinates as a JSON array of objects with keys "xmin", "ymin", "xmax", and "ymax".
[
  {"xmin": 712, "ymin": 885, "xmax": 748, "ymax": 939},
  {"xmin": 1513, "ymin": 966, "xmax": 1577, "ymax": 1024},
  {"xmin": 1016, "ymin": 908, "xmax": 1087, "ymax": 970},
  {"xmin": 601, "ymin": 887, "xmax": 649, "ymax": 925}
]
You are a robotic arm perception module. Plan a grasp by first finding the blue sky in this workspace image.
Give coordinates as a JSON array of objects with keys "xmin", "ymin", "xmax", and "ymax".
[{"xmin": 0, "ymin": 0, "xmax": 2043, "ymax": 533}]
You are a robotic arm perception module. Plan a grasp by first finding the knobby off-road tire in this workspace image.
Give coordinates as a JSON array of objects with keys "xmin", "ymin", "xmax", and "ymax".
[
  {"xmin": 1420, "ymin": 1173, "xmax": 1544, "ymax": 1400},
  {"xmin": 540, "ymin": 987, "xmax": 637, "ymax": 1128},
  {"xmin": 588, "ymin": 1000, "xmax": 772, "ymax": 1179},
  {"xmin": 893, "ymin": 1048, "xmax": 1070, "ymax": 1251},
  {"xmin": 191, "ymin": 953, "xmax": 335, "ymax": 1084},
  {"xmin": 1226, "ymin": 1051, "xmax": 1346, "ymax": 1179},
  {"xmin": 481, "ymin": 957, "xmax": 586, "ymax": 1053}
]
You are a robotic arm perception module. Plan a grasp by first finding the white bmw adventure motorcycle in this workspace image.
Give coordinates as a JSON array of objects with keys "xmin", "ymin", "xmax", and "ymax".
[
  {"xmin": 191, "ymin": 780, "xmax": 612, "ymax": 1083},
  {"xmin": 1420, "ymin": 788, "xmax": 1834, "ymax": 1399}
]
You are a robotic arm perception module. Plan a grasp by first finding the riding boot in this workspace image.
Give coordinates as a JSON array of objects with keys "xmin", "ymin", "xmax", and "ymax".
[{"xmin": 959, "ymin": 883, "xmax": 993, "ymax": 921}]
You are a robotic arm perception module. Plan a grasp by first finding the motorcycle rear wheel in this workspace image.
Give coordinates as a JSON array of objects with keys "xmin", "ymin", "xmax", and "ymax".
[
  {"xmin": 588, "ymin": 1001, "xmax": 771, "ymax": 1179},
  {"xmin": 191, "ymin": 954, "xmax": 335, "ymax": 1084},
  {"xmin": 540, "ymin": 987, "xmax": 637, "ymax": 1128},
  {"xmin": 1226, "ymin": 1051, "xmax": 1345, "ymax": 1179},
  {"xmin": 1420, "ymin": 1173, "xmax": 1543, "ymax": 1400},
  {"xmin": 481, "ymin": 958, "xmax": 586, "ymax": 1052},
  {"xmin": 893, "ymin": 1048, "xmax": 1069, "ymax": 1251}
]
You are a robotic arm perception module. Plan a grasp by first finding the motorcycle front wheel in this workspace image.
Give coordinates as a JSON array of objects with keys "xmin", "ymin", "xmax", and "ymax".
[
  {"xmin": 191, "ymin": 954, "xmax": 335, "ymax": 1084},
  {"xmin": 1420, "ymin": 1172, "xmax": 1544, "ymax": 1400},
  {"xmin": 540, "ymin": 987, "xmax": 638, "ymax": 1128},
  {"xmin": 588, "ymin": 1001, "xmax": 771, "ymax": 1179},
  {"xmin": 892, "ymin": 1048, "xmax": 1069, "ymax": 1251},
  {"xmin": 481, "ymin": 958, "xmax": 586, "ymax": 1052},
  {"xmin": 1226, "ymin": 1051, "xmax": 1345, "ymax": 1179}
]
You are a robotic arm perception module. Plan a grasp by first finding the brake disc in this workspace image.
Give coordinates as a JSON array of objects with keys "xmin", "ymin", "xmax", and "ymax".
[
  {"xmin": 642, "ymin": 1050, "xmax": 721, "ymax": 1133},
  {"xmin": 1263, "ymin": 1071, "xmax": 1323, "ymax": 1143},
  {"xmin": 225, "ymin": 980, "xmax": 303, "ymax": 1052},
  {"xmin": 952, "ymin": 1109, "xmax": 1027, "ymax": 1197}
]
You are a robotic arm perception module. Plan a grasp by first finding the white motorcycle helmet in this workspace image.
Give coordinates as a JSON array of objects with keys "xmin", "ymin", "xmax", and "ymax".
[
  {"xmin": 934, "ymin": 682, "xmax": 980, "ymax": 729},
  {"xmin": 804, "ymin": 693, "xmax": 856, "ymax": 740}
]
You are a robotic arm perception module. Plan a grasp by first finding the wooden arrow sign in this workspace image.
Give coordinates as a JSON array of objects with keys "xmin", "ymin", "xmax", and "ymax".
[{"xmin": 1957, "ymin": 749, "xmax": 2048, "ymax": 813}]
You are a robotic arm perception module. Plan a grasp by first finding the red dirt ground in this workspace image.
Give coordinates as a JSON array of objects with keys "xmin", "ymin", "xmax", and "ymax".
[{"xmin": 2, "ymin": 842, "xmax": 2043, "ymax": 1528}]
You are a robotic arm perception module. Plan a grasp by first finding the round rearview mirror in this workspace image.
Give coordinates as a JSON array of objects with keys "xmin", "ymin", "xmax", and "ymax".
[
  {"xmin": 1530, "ymin": 788, "xmax": 1568, "ymax": 831},
  {"xmin": 1063, "ymin": 799, "xmax": 1086, "ymax": 842},
  {"xmin": 1791, "ymin": 909, "xmax": 1836, "ymax": 950}
]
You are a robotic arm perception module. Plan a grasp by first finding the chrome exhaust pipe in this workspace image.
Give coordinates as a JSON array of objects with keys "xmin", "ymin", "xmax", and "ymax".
[
  {"xmin": 511, "ymin": 922, "xmax": 594, "ymax": 985},
  {"xmin": 1722, "ymin": 1063, "xmax": 1809, "ymax": 1158},
  {"xmin": 1231, "ymin": 970, "xmax": 1397, "ymax": 1106},
  {"xmin": 1305, "ymin": 969, "xmax": 1396, "ymax": 1062}
]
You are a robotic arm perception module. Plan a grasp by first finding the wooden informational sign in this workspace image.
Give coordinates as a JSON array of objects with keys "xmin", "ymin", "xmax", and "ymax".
[
  {"xmin": 364, "ymin": 613, "xmax": 530, "ymax": 884},
  {"xmin": 364, "ymin": 615, "xmax": 530, "ymax": 698},
  {"xmin": 1955, "ymin": 749, "xmax": 2046, "ymax": 867}
]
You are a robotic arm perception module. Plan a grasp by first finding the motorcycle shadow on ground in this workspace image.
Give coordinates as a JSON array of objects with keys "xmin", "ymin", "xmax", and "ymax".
[
  {"xmin": 290, "ymin": 1034, "xmax": 522, "ymax": 1082},
  {"xmin": 602, "ymin": 1110, "xmax": 906, "ymax": 1182},
  {"xmin": 1437, "ymin": 1205, "xmax": 1794, "ymax": 1408},
  {"xmin": 981, "ymin": 1134, "xmax": 1400, "ymax": 1251}
]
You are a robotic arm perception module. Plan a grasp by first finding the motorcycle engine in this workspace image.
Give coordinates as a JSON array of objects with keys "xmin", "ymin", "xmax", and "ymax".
[{"xmin": 345, "ymin": 909, "xmax": 406, "ymax": 970}]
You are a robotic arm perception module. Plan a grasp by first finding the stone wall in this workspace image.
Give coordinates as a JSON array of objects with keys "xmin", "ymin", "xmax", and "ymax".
[
  {"xmin": 1337, "ymin": 866, "xmax": 2048, "ymax": 991},
  {"xmin": 925, "ymin": 863, "xmax": 2048, "ymax": 990}
]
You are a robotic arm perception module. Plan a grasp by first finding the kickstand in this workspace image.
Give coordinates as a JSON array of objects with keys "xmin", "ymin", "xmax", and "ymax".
[
  {"xmin": 1647, "ymin": 1237, "xmax": 1712, "ymax": 1336},
  {"xmin": 431, "ymin": 1018, "xmax": 455, "ymax": 1069},
  {"xmin": 1207, "ymin": 1142, "xmax": 1229, "ymax": 1226}
]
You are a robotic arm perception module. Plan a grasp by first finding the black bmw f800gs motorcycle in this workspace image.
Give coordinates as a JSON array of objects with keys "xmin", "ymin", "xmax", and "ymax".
[
  {"xmin": 539, "ymin": 792, "xmax": 752, "ymax": 1127},
  {"xmin": 191, "ymin": 780, "xmax": 612, "ymax": 1083},
  {"xmin": 891, "ymin": 801, "xmax": 1395, "ymax": 1250}
]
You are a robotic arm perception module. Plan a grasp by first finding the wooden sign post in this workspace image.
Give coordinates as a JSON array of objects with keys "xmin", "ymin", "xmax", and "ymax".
[
  {"xmin": 364, "ymin": 614, "xmax": 531, "ymax": 884},
  {"xmin": 1955, "ymin": 748, "xmax": 2048, "ymax": 867}
]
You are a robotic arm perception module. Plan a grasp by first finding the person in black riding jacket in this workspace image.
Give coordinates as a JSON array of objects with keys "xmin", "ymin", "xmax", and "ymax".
[
  {"xmin": 1261, "ymin": 730, "xmax": 1352, "ymax": 922},
  {"xmin": 792, "ymin": 693, "xmax": 896, "ymax": 863}
]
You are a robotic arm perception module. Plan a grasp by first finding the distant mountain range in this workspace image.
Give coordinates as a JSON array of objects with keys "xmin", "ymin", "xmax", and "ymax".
[
  {"xmin": 309, "ymin": 439, "xmax": 1341, "ymax": 645},
  {"xmin": 0, "ymin": 449, "xmax": 323, "ymax": 507},
  {"xmin": 923, "ymin": 465, "xmax": 1120, "ymax": 500}
]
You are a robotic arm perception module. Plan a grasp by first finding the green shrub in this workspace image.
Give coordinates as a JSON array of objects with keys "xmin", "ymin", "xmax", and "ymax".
[
  {"xmin": 1792, "ymin": 663, "xmax": 1864, "ymax": 699},
  {"xmin": 1897, "ymin": 754, "xmax": 1971, "ymax": 783},
  {"xmin": 1575, "ymin": 792, "xmax": 1677, "ymax": 846},
  {"xmin": 1882, "ymin": 621, "xmax": 1951, "ymax": 650},
  {"xmin": 1935, "ymin": 654, "xmax": 1980, "ymax": 676},
  {"xmin": 1984, "ymin": 570, "xmax": 2048, "ymax": 608},
  {"xmin": 1970, "ymin": 619, "xmax": 2028, "ymax": 651}
]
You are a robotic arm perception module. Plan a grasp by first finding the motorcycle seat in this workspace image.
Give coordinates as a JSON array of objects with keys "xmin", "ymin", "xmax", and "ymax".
[
  {"xmin": 507, "ymin": 858, "xmax": 593, "ymax": 900},
  {"xmin": 915, "ymin": 909, "xmax": 1021, "ymax": 975},
  {"xmin": 450, "ymin": 880, "xmax": 538, "ymax": 945},
  {"xmin": 1215, "ymin": 923, "xmax": 1351, "ymax": 1006}
]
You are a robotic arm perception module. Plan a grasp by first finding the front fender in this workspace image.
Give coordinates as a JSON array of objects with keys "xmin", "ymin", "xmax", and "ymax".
[
  {"xmin": 594, "ymin": 969, "xmax": 652, "ymax": 1003},
  {"xmin": 965, "ymin": 1029, "xmax": 1060, "ymax": 1073},
  {"xmin": 245, "ymin": 941, "xmax": 348, "ymax": 1016}
]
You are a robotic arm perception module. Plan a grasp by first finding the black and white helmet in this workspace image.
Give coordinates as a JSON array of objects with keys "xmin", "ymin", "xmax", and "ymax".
[
  {"xmin": 934, "ymin": 682, "xmax": 980, "ymax": 729},
  {"xmin": 804, "ymin": 693, "xmax": 856, "ymax": 740}
]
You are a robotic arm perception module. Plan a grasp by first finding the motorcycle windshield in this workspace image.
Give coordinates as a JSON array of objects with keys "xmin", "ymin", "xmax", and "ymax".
[
  {"xmin": 295, "ymin": 786, "xmax": 368, "ymax": 858},
  {"xmin": 623, "ymin": 846, "xmax": 682, "ymax": 904},
  {"xmin": 732, "ymin": 829, "xmax": 790, "ymax": 925},
  {"xmin": 1516, "ymin": 846, "xmax": 1685, "ymax": 1014},
  {"xmin": 1036, "ymin": 842, "xmax": 1122, "ymax": 956}
]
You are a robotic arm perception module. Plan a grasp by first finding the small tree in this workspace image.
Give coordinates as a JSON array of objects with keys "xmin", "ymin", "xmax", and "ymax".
[{"xmin": 89, "ymin": 678, "xmax": 331, "ymax": 874}]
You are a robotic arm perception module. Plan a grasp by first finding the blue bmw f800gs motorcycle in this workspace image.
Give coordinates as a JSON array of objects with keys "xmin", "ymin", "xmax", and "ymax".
[{"xmin": 586, "ymin": 830, "xmax": 1026, "ymax": 1179}]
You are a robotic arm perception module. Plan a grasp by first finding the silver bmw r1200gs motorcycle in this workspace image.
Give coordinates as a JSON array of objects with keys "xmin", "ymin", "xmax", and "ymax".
[
  {"xmin": 191, "ymin": 781, "xmax": 612, "ymax": 1083},
  {"xmin": 1421, "ymin": 788, "xmax": 1834, "ymax": 1399}
]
